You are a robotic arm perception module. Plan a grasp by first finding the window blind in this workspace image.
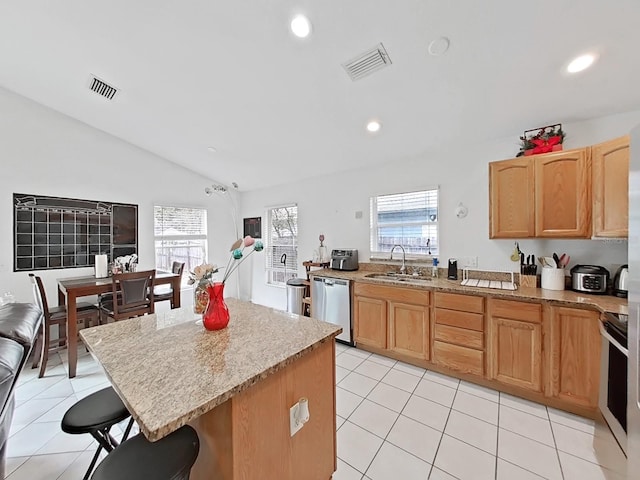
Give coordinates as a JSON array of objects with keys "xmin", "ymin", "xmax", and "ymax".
[
  {"xmin": 265, "ymin": 205, "xmax": 298, "ymax": 285},
  {"xmin": 154, "ymin": 206, "xmax": 208, "ymax": 281},
  {"xmin": 370, "ymin": 189, "xmax": 439, "ymax": 256}
]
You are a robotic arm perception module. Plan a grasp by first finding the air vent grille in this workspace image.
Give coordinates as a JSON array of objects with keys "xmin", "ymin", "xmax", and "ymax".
[
  {"xmin": 89, "ymin": 76, "xmax": 117, "ymax": 100},
  {"xmin": 342, "ymin": 43, "xmax": 392, "ymax": 81}
]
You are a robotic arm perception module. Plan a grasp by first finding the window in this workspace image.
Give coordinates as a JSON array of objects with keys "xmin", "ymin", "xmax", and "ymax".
[
  {"xmin": 370, "ymin": 189, "xmax": 439, "ymax": 257},
  {"xmin": 154, "ymin": 206, "xmax": 207, "ymax": 285},
  {"xmin": 266, "ymin": 205, "xmax": 298, "ymax": 286}
]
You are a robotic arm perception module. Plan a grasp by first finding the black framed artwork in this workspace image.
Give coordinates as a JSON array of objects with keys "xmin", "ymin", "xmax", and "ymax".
[
  {"xmin": 243, "ymin": 217, "xmax": 262, "ymax": 239},
  {"xmin": 13, "ymin": 193, "xmax": 138, "ymax": 272}
]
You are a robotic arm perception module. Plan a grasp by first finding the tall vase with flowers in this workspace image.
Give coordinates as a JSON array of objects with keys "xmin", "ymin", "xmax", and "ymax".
[
  {"xmin": 188, "ymin": 263, "xmax": 220, "ymax": 314},
  {"xmin": 201, "ymin": 236, "xmax": 264, "ymax": 331}
]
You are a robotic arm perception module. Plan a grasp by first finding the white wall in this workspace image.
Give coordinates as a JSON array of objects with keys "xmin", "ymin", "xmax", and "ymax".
[
  {"xmin": 0, "ymin": 87, "xmax": 238, "ymax": 304},
  {"xmin": 240, "ymin": 110, "xmax": 640, "ymax": 309}
]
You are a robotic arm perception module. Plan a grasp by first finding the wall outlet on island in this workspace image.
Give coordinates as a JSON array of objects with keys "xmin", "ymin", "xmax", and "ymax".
[{"xmin": 460, "ymin": 256, "xmax": 478, "ymax": 268}]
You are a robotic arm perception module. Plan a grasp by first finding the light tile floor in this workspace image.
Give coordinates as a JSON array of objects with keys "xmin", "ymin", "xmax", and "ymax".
[{"xmin": 6, "ymin": 343, "xmax": 629, "ymax": 480}]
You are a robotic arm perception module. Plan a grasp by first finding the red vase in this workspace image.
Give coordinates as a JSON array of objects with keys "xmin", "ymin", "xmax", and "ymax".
[{"xmin": 202, "ymin": 282, "xmax": 229, "ymax": 331}]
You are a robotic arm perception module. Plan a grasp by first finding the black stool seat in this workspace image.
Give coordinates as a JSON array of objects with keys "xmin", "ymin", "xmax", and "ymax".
[
  {"xmin": 62, "ymin": 387, "xmax": 130, "ymax": 434},
  {"xmin": 61, "ymin": 386, "xmax": 134, "ymax": 480},
  {"xmin": 91, "ymin": 425, "xmax": 200, "ymax": 480}
]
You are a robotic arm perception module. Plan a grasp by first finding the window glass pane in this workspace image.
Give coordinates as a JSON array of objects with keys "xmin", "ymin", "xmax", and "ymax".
[
  {"xmin": 266, "ymin": 205, "xmax": 298, "ymax": 285},
  {"xmin": 154, "ymin": 206, "xmax": 208, "ymax": 285},
  {"xmin": 370, "ymin": 189, "xmax": 438, "ymax": 256}
]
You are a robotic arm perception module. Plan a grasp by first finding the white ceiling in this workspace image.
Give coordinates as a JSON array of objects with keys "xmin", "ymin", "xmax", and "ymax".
[{"xmin": 1, "ymin": 1, "xmax": 639, "ymax": 191}]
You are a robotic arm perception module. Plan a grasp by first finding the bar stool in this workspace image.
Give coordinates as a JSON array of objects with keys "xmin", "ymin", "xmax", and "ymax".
[
  {"xmin": 61, "ymin": 387, "xmax": 134, "ymax": 480},
  {"xmin": 91, "ymin": 425, "xmax": 200, "ymax": 480}
]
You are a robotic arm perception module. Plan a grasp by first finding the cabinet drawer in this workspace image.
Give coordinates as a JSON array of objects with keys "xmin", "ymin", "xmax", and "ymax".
[
  {"xmin": 433, "ymin": 341, "xmax": 484, "ymax": 376},
  {"xmin": 434, "ymin": 292, "xmax": 484, "ymax": 313},
  {"xmin": 434, "ymin": 324, "xmax": 483, "ymax": 350},
  {"xmin": 489, "ymin": 299, "xmax": 542, "ymax": 323},
  {"xmin": 354, "ymin": 282, "xmax": 430, "ymax": 306},
  {"xmin": 435, "ymin": 309, "xmax": 484, "ymax": 332}
]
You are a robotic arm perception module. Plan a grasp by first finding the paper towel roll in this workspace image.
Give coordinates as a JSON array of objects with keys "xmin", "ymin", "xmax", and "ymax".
[{"xmin": 95, "ymin": 254, "xmax": 108, "ymax": 278}]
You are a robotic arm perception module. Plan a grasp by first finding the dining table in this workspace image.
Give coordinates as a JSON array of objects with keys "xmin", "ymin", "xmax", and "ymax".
[{"xmin": 57, "ymin": 271, "xmax": 181, "ymax": 378}]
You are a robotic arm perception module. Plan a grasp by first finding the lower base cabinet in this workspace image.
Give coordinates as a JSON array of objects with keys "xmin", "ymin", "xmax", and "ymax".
[
  {"xmin": 353, "ymin": 282, "xmax": 604, "ymax": 416},
  {"xmin": 354, "ymin": 283, "xmax": 430, "ymax": 359},
  {"xmin": 488, "ymin": 299, "xmax": 543, "ymax": 393},
  {"xmin": 388, "ymin": 301, "xmax": 430, "ymax": 360},
  {"xmin": 549, "ymin": 306, "xmax": 601, "ymax": 408}
]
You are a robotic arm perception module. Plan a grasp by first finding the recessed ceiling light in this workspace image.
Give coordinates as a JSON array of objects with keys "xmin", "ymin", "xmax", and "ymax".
[
  {"xmin": 567, "ymin": 53, "xmax": 597, "ymax": 73},
  {"xmin": 207, "ymin": 146, "xmax": 217, "ymax": 153},
  {"xmin": 366, "ymin": 120, "xmax": 382, "ymax": 133},
  {"xmin": 290, "ymin": 15, "xmax": 312, "ymax": 38}
]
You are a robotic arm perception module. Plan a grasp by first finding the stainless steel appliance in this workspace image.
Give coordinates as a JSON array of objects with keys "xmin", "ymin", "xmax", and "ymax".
[
  {"xmin": 570, "ymin": 264, "xmax": 610, "ymax": 294},
  {"xmin": 330, "ymin": 249, "xmax": 359, "ymax": 271},
  {"xmin": 600, "ymin": 312, "xmax": 628, "ymax": 453},
  {"xmin": 628, "ymin": 123, "xmax": 640, "ymax": 473},
  {"xmin": 311, "ymin": 277, "xmax": 353, "ymax": 345},
  {"xmin": 613, "ymin": 265, "xmax": 629, "ymax": 298}
]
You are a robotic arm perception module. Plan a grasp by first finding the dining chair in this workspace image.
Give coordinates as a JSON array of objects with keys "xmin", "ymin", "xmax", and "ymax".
[
  {"xmin": 29, "ymin": 273, "xmax": 99, "ymax": 378},
  {"xmin": 98, "ymin": 270, "xmax": 156, "ymax": 323},
  {"xmin": 153, "ymin": 262, "xmax": 185, "ymax": 309}
]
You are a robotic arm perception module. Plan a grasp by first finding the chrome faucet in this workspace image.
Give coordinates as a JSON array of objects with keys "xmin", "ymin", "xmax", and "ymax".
[{"xmin": 390, "ymin": 245, "xmax": 407, "ymax": 274}]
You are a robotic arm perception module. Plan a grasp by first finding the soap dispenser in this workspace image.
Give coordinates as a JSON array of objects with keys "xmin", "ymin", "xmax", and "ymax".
[{"xmin": 431, "ymin": 258, "xmax": 439, "ymax": 278}]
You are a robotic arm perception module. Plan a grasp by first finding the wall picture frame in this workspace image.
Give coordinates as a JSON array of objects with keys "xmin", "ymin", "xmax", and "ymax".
[{"xmin": 243, "ymin": 217, "xmax": 262, "ymax": 238}]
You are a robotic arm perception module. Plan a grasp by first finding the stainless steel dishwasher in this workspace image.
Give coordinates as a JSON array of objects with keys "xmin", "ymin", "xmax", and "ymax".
[{"xmin": 311, "ymin": 277, "xmax": 352, "ymax": 345}]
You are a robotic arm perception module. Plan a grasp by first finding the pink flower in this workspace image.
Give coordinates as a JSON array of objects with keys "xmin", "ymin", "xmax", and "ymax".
[{"xmin": 243, "ymin": 235, "xmax": 255, "ymax": 247}]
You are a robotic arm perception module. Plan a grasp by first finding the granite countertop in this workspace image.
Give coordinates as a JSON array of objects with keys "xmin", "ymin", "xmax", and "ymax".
[
  {"xmin": 79, "ymin": 299, "xmax": 341, "ymax": 442},
  {"xmin": 310, "ymin": 267, "xmax": 628, "ymax": 315}
]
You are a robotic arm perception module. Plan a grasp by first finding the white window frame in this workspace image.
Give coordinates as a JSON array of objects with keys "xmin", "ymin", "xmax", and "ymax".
[
  {"xmin": 265, "ymin": 204, "xmax": 298, "ymax": 287},
  {"xmin": 369, "ymin": 188, "xmax": 439, "ymax": 259},
  {"xmin": 154, "ymin": 205, "xmax": 208, "ymax": 286}
]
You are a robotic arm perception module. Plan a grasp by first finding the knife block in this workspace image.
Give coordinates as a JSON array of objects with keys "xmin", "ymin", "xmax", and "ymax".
[{"xmin": 519, "ymin": 274, "xmax": 538, "ymax": 289}]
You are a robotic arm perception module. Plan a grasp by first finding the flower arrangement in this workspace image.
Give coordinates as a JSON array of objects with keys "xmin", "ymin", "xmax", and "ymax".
[
  {"xmin": 187, "ymin": 263, "xmax": 219, "ymax": 287},
  {"xmin": 221, "ymin": 236, "xmax": 264, "ymax": 283},
  {"xmin": 517, "ymin": 124, "xmax": 565, "ymax": 157}
]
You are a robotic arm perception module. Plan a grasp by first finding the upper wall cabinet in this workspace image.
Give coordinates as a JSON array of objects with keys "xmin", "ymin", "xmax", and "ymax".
[
  {"xmin": 489, "ymin": 148, "xmax": 591, "ymax": 238},
  {"xmin": 489, "ymin": 158, "xmax": 535, "ymax": 238},
  {"xmin": 534, "ymin": 148, "xmax": 591, "ymax": 237},
  {"xmin": 592, "ymin": 135, "xmax": 630, "ymax": 238}
]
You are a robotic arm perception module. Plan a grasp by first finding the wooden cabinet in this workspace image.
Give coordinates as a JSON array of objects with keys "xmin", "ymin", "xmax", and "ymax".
[
  {"xmin": 489, "ymin": 158, "xmax": 535, "ymax": 238},
  {"xmin": 592, "ymin": 135, "xmax": 630, "ymax": 237},
  {"xmin": 549, "ymin": 307, "xmax": 601, "ymax": 408},
  {"xmin": 488, "ymin": 299, "xmax": 543, "ymax": 392},
  {"xmin": 354, "ymin": 283, "xmax": 430, "ymax": 357},
  {"xmin": 388, "ymin": 301, "xmax": 430, "ymax": 360},
  {"xmin": 433, "ymin": 292, "xmax": 485, "ymax": 376},
  {"xmin": 489, "ymin": 147, "xmax": 592, "ymax": 238},
  {"xmin": 353, "ymin": 294, "xmax": 387, "ymax": 349},
  {"xmin": 535, "ymin": 148, "xmax": 591, "ymax": 237}
]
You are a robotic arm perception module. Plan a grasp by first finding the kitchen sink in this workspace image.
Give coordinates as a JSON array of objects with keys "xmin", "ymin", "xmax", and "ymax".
[{"xmin": 364, "ymin": 273, "xmax": 432, "ymax": 283}]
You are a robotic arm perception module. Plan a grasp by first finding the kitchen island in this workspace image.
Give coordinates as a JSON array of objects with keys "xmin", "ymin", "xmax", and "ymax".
[{"xmin": 80, "ymin": 299, "xmax": 341, "ymax": 480}]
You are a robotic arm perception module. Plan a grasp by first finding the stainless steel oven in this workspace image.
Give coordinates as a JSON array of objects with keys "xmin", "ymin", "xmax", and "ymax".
[{"xmin": 599, "ymin": 312, "xmax": 628, "ymax": 454}]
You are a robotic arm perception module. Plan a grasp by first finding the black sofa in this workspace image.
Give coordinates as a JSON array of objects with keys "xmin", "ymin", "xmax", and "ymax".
[{"xmin": 0, "ymin": 303, "xmax": 42, "ymax": 478}]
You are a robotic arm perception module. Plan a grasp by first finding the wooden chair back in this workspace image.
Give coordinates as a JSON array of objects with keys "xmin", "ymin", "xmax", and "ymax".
[
  {"xmin": 172, "ymin": 262, "xmax": 185, "ymax": 276},
  {"xmin": 29, "ymin": 274, "xmax": 51, "ymax": 322},
  {"xmin": 110, "ymin": 270, "xmax": 156, "ymax": 320}
]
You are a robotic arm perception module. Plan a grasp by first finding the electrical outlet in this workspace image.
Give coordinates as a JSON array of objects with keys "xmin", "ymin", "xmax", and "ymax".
[
  {"xmin": 461, "ymin": 256, "xmax": 478, "ymax": 268},
  {"xmin": 290, "ymin": 403, "xmax": 303, "ymax": 436}
]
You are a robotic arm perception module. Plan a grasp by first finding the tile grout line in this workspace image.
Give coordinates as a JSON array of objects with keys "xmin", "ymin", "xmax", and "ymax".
[
  {"xmin": 495, "ymin": 393, "xmax": 501, "ymax": 480},
  {"xmin": 426, "ymin": 375, "xmax": 461, "ymax": 480},
  {"xmin": 361, "ymin": 367, "xmax": 428, "ymax": 479},
  {"xmin": 546, "ymin": 405, "xmax": 566, "ymax": 480}
]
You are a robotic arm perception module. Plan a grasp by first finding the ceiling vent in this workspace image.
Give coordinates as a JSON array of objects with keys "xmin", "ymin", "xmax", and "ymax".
[
  {"xmin": 89, "ymin": 76, "xmax": 118, "ymax": 100},
  {"xmin": 342, "ymin": 43, "xmax": 392, "ymax": 81}
]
